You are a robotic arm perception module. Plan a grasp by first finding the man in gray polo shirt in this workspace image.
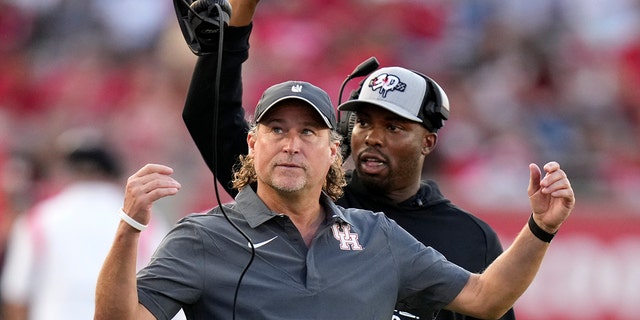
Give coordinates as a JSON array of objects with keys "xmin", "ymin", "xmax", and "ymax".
[{"xmin": 94, "ymin": 76, "xmax": 575, "ymax": 319}]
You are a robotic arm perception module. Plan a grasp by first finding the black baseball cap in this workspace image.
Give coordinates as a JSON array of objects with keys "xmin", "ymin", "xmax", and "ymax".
[{"xmin": 255, "ymin": 81, "xmax": 337, "ymax": 129}]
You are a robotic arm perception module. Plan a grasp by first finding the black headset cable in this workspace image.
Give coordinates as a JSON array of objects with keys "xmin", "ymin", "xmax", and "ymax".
[{"xmin": 206, "ymin": 4, "xmax": 255, "ymax": 320}]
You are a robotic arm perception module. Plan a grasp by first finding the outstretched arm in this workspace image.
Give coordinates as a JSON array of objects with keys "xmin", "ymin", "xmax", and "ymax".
[
  {"xmin": 446, "ymin": 161, "xmax": 575, "ymax": 319},
  {"xmin": 94, "ymin": 164, "xmax": 181, "ymax": 320},
  {"xmin": 182, "ymin": 0, "xmax": 260, "ymax": 197}
]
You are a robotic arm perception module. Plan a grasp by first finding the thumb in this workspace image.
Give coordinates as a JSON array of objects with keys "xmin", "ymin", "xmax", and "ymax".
[{"xmin": 528, "ymin": 163, "xmax": 542, "ymax": 197}]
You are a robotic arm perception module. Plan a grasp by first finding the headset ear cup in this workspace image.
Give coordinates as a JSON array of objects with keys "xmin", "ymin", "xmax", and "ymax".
[
  {"xmin": 189, "ymin": 0, "xmax": 215, "ymax": 29},
  {"xmin": 190, "ymin": 0, "xmax": 211, "ymax": 11},
  {"xmin": 184, "ymin": 0, "xmax": 231, "ymax": 55},
  {"xmin": 411, "ymin": 70, "xmax": 449, "ymax": 132},
  {"xmin": 189, "ymin": 0, "xmax": 231, "ymax": 25},
  {"xmin": 336, "ymin": 57, "xmax": 379, "ymax": 160},
  {"xmin": 338, "ymin": 78, "xmax": 366, "ymax": 160},
  {"xmin": 173, "ymin": 0, "xmax": 201, "ymax": 54},
  {"xmin": 338, "ymin": 111, "xmax": 357, "ymax": 160},
  {"xmin": 424, "ymin": 79, "xmax": 449, "ymax": 131}
]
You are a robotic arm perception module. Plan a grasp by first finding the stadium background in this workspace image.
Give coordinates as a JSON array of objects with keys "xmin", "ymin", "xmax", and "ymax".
[{"xmin": 1, "ymin": 0, "xmax": 639, "ymax": 319}]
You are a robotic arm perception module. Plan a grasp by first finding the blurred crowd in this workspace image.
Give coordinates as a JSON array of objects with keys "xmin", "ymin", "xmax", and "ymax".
[
  {"xmin": 3, "ymin": 0, "xmax": 640, "ymax": 235},
  {"xmin": 1, "ymin": 0, "xmax": 640, "ymax": 280},
  {"xmin": 0, "ymin": 0, "xmax": 639, "ymax": 318}
]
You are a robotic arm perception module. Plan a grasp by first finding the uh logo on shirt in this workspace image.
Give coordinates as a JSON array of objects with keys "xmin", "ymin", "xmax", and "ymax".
[{"xmin": 331, "ymin": 224, "xmax": 363, "ymax": 251}]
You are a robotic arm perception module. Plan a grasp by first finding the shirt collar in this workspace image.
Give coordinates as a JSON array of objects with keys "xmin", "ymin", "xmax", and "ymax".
[{"xmin": 234, "ymin": 186, "xmax": 354, "ymax": 228}]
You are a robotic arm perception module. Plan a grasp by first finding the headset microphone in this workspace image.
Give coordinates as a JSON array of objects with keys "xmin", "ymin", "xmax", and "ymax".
[
  {"xmin": 338, "ymin": 57, "xmax": 380, "ymax": 106},
  {"xmin": 337, "ymin": 56, "xmax": 380, "ymax": 160}
]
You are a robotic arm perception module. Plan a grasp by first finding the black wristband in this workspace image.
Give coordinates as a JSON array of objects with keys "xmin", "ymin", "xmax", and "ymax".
[{"xmin": 528, "ymin": 214, "xmax": 556, "ymax": 243}]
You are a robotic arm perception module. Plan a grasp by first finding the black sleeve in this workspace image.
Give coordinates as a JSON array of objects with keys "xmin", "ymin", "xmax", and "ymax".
[{"xmin": 182, "ymin": 24, "xmax": 253, "ymax": 197}]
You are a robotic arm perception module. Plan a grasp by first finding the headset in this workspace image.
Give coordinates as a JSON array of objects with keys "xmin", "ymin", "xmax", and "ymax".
[
  {"xmin": 336, "ymin": 57, "xmax": 380, "ymax": 160},
  {"xmin": 173, "ymin": 0, "xmax": 232, "ymax": 55},
  {"xmin": 337, "ymin": 58, "xmax": 450, "ymax": 160},
  {"xmin": 406, "ymin": 70, "xmax": 450, "ymax": 132},
  {"xmin": 174, "ymin": 1, "xmax": 254, "ymax": 320}
]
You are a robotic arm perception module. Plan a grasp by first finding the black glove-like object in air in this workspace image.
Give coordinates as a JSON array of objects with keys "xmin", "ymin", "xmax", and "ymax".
[{"xmin": 174, "ymin": 0, "xmax": 232, "ymax": 55}]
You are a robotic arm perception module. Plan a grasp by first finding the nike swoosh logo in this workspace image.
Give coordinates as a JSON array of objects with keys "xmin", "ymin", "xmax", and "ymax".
[{"xmin": 250, "ymin": 236, "xmax": 278, "ymax": 249}]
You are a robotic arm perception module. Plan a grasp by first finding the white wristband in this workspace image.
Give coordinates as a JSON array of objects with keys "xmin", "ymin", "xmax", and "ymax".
[{"xmin": 118, "ymin": 208, "xmax": 147, "ymax": 231}]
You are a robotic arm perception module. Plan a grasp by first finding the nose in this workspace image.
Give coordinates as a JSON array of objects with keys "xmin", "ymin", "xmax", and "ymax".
[
  {"xmin": 282, "ymin": 133, "xmax": 301, "ymax": 154},
  {"xmin": 364, "ymin": 127, "xmax": 383, "ymax": 147}
]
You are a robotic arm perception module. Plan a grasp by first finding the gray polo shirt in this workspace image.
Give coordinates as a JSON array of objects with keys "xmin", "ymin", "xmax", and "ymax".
[{"xmin": 137, "ymin": 186, "xmax": 470, "ymax": 319}]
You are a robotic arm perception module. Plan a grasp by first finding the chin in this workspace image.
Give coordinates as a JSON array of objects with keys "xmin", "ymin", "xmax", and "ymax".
[
  {"xmin": 358, "ymin": 174, "xmax": 391, "ymax": 193},
  {"xmin": 270, "ymin": 179, "xmax": 306, "ymax": 193}
]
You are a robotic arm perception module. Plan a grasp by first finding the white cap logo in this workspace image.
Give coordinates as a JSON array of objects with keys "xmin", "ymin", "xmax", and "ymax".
[
  {"xmin": 291, "ymin": 84, "xmax": 303, "ymax": 93},
  {"xmin": 369, "ymin": 73, "xmax": 406, "ymax": 98}
]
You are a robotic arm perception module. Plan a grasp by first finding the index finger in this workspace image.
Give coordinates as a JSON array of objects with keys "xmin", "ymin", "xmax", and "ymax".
[
  {"xmin": 543, "ymin": 161, "xmax": 560, "ymax": 173},
  {"xmin": 133, "ymin": 163, "xmax": 174, "ymax": 177},
  {"xmin": 540, "ymin": 165, "xmax": 567, "ymax": 189}
]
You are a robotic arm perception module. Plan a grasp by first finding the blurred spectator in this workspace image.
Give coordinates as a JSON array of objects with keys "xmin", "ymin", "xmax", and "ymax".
[
  {"xmin": 0, "ymin": 128, "xmax": 171, "ymax": 320},
  {"xmin": 0, "ymin": 150, "xmax": 43, "ymax": 274}
]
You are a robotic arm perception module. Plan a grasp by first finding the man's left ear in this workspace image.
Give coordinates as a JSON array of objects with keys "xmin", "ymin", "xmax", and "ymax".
[{"xmin": 422, "ymin": 133, "xmax": 438, "ymax": 155}]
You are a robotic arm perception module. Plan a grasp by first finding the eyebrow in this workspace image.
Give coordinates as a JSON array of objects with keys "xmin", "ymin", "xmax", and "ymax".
[{"xmin": 261, "ymin": 116, "xmax": 326, "ymax": 129}]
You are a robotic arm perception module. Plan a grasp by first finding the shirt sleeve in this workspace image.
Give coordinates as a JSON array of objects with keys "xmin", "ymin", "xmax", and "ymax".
[
  {"xmin": 386, "ymin": 216, "xmax": 471, "ymax": 311},
  {"xmin": 182, "ymin": 24, "xmax": 252, "ymax": 197},
  {"xmin": 137, "ymin": 220, "xmax": 206, "ymax": 320}
]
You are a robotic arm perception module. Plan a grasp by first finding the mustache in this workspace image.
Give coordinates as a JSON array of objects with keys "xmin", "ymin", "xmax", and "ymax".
[
  {"xmin": 357, "ymin": 147, "xmax": 389, "ymax": 163},
  {"xmin": 273, "ymin": 156, "xmax": 307, "ymax": 169}
]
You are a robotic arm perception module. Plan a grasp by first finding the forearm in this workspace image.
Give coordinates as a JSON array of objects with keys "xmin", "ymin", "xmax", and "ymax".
[
  {"xmin": 94, "ymin": 223, "xmax": 145, "ymax": 320},
  {"xmin": 94, "ymin": 163, "xmax": 180, "ymax": 320},
  {"xmin": 482, "ymin": 224, "xmax": 548, "ymax": 316},
  {"xmin": 449, "ymin": 224, "xmax": 549, "ymax": 319}
]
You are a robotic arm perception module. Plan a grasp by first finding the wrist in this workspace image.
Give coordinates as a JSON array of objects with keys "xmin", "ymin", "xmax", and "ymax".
[
  {"xmin": 118, "ymin": 208, "xmax": 148, "ymax": 232},
  {"xmin": 528, "ymin": 213, "xmax": 556, "ymax": 243}
]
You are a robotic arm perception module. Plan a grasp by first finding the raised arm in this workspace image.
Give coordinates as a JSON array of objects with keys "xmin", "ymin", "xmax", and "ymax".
[
  {"xmin": 94, "ymin": 164, "xmax": 181, "ymax": 320},
  {"xmin": 182, "ymin": 0, "xmax": 260, "ymax": 197},
  {"xmin": 229, "ymin": 0, "xmax": 259, "ymax": 25},
  {"xmin": 446, "ymin": 161, "xmax": 575, "ymax": 319}
]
